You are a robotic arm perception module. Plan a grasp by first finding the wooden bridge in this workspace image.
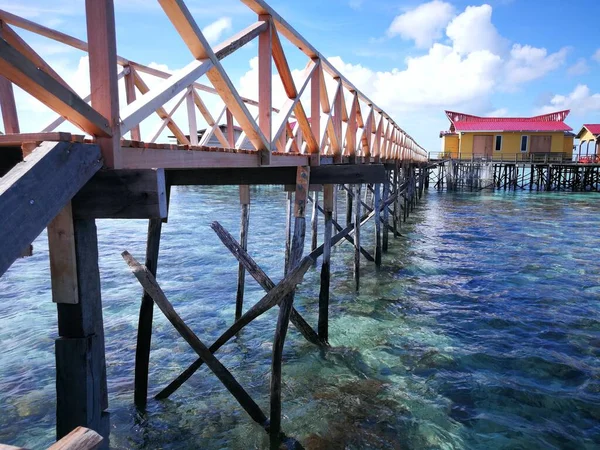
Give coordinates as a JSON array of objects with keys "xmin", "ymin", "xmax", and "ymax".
[{"xmin": 0, "ymin": 1, "xmax": 428, "ymax": 448}]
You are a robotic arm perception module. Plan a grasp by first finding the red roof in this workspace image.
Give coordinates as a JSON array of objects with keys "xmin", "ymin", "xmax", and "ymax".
[
  {"xmin": 583, "ymin": 124, "xmax": 600, "ymax": 135},
  {"xmin": 444, "ymin": 110, "xmax": 572, "ymax": 133}
]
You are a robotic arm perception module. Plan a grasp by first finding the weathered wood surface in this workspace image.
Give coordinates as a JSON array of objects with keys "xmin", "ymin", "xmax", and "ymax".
[
  {"xmin": 72, "ymin": 169, "xmax": 167, "ymax": 219},
  {"xmin": 48, "ymin": 203, "xmax": 78, "ymax": 304},
  {"xmin": 382, "ymin": 173, "xmax": 390, "ymax": 252},
  {"xmin": 318, "ymin": 184, "xmax": 333, "ymax": 343},
  {"xmin": 353, "ymin": 184, "xmax": 361, "ymax": 291},
  {"xmin": 373, "ymin": 183, "xmax": 382, "ymax": 267},
  {"xmin": 122, "ymin": 251, "xmax": 269, "ymax": 427},
  {"xmin": 48, "ymin": 427, "xmax": 103, "ymax": 450},
  {"xmin": 56, "ymin": 219, "xmax": 108, "ymax": 443},
  {"xmin": 134, "ymin": 218, "xmax": 162, "ymax": 409},
  {"xmin": 236, "ymin": 186, "xmax": 250, "ymax": 321},
  {"xmin": 0, "ymin": 142, "xmax": 102, "ymax": 277},
  {"xmin": 165, "ymin": 164, "xmax": 387, "ymax": 186}
]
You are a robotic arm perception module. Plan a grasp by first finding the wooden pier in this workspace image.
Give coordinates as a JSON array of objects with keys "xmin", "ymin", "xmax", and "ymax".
[{"xmin": 0, "ymin": 1, "xmax": 429, "ymax": 448}]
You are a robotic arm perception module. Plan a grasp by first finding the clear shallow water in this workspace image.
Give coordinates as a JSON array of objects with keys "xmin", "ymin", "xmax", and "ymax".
[{"xmin": 1, "ymin": 188, "xmax": 599, "ymax": 449}]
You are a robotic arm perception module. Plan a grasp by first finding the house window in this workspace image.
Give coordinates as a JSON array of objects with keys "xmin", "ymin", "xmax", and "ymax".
[
  {"xmin": 521, "ymin": 135, "xmax": 529, "ymax": 152},
  {"xmin": 495, "ymin": 135, "xmax": 502, "ymax": 151}
]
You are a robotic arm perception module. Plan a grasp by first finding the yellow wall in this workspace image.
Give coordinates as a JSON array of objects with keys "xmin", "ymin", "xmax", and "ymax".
[
  {"xmin": 441, "ymin": 134, "xmax": 459, "ymax": 156},
  {"xmin": 453, "ymin": 131, "xmax": 567, "ymax": 158},
  {"xmin": 577, "ymin": 128, "xmax": 596, "ymax": 142}
]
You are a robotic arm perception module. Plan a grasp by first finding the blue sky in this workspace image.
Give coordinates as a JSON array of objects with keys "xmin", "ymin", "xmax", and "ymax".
[{"xmin": 5, "ymin": 0, "xmax": 600, "ymax": 152}]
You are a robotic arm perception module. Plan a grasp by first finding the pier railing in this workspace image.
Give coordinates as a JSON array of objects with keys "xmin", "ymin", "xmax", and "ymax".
[{"xmin": 0, "ymin": 0, "xmax": 427, "ymax": 169}]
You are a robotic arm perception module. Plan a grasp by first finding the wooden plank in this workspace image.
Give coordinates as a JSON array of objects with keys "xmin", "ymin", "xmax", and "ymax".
[
  {"xmin": 48, "ymin": 427, "xmax": 103, "ymax": 450},
  {"xmin": 158, "ymin": 0, "xmax": 269, "ymax": 152},
  {"xmin": 0, "ymin": 39, "xmax": 111, "ymax": 137},
  {"xmin": 48, "ymin": 203, "xmax": 78, "ymax": 304},
  {"xmin": 258, "ymin": 16, "xmax": 272, "ymax": 164},
  {"xmin": 122, "ymin": 251, "xmax": 269, "ymax": 427},
  {"xmin": 124, "ymin": 67, "xmax": 141, "ymax": 141},
  {"xmin": 0, "ymin": 142, "xmax": 102, "ymax": 277},
  {"xmin": 131, "ymin": 68, "xmax": 190, "ymax": 145},
  {"xmin": 134, "ymin": 218, "xmax": 162, "ymax": 410},
  {"xmin": 311, "ymin": 62, "xmax": 321, "ymax": 163},
  {"xmin": 85, "ymin": 0, "xmax": 121, "ymax": 168},
  {"xmin": 0, "ymin": 76, "xmax": 19, "ymax": 133},
  {"xmin": 72, "ymin": 169, "xmax": 167, "ymax": 219},
  {"xmin": 271, "ymin": 24, "xmax": 297, "ymax": 99},
  {"xmin": 120, "ymin": 59, "xmax": 212, "ymax": 136},
  {"xmin": 186, "ymin": 88, "xmax": 198, "ymax": 146}
]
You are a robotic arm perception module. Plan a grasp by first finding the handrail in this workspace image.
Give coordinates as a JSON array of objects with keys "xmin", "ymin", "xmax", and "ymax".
[{"xmin": 0, "ymin": 0, "xmax": 428, "ymax": 167}]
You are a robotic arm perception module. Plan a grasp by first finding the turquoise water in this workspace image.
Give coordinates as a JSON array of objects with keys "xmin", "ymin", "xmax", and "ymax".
[{"xmin": 1, "ymin": 188, "xmax": 599, "ymax": 449}]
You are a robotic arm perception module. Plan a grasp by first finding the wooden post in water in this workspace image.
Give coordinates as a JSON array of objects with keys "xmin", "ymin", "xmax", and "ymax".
[
  {"xmin": 353, "ymin": 183, "xmax": 362, "ymax": 291},
  {"xmin": 318, "ymin": 184, "xmax": 334, "ymax": 344},
  {"xmin": 55, "ymin": 219, "xmax": 109, "ymax": 446},
  {"xmin": 271, "ymin": 166, "xmax": 309, "ymax": 449},
  {"xmin": 134, "ymin": 218, "xmax": 162, "ymax": 410},
  {"xmin": 236, "ymin": 185, "xmax": 250, "ymax": 321},
  {"xmin": 373, "ymin": 182, "xmax": 382, "ymax": 267},
  {"xmin": 284, "ymin": 191, "xmax": 293, "ymax": 274},
  {"xmin": 382, "ymin": 171, "xmax": 390, "ymax": 252},
  {"xmin": 345, "ymin": 184, "xmax": 353, "ymax": 226},
  {"xmin": 311, "ymin": 191, "xmax": 319, "ymax": 254}
]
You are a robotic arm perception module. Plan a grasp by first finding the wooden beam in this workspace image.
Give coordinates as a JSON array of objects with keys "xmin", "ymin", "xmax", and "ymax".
[
  {"xmin": 48, "ymin": 427, "xmax": 103, "ymax": 450},
  {"xmin": 258, "ymin": 16, "xmax": 272, "ymax": 164},
  {"xmin": 186, "ymin": 87, "xmax": 198, "ymax": 146},
  {"xmin": 271, "ymin": 24, "xmax": 297, "ymax": 99},
  {"xmin": 48, "ymin": 203, "xmax": 79, "ymax": 305},
  {"xmin": 124, "ymin": 67, "xmax": 141, "ymax": 141},
  {"xmin": 120, "ymin": 59, "xmax": 212, "ymax": 136},
  {"xmin": 0, "ymin": 142, "xmax": 102, "ymax": 277},
  {"xmin": 311, "ymin": 61, "xmax": 321, "ymax": 163},
  {"xmin": 85, "ymin": 0, "xmax": 121, "ymax": 168},
  {"xmin": 0, "ymin": 76, "xmax": 19, "ymax": 133},
  {"xmin": 72, "ymin": 169, "xmax": 167, "ymax": 219},
  {"xmin": 166, "ymin": 164, "xmax": 386, "ymax": 185},
  {"xmin": 158, "ymin": 0, "xmax": 269, "ymax": 152},
  {"xmin": 0, "ymin": 39, "xmax": 111, "ymax": 137}
]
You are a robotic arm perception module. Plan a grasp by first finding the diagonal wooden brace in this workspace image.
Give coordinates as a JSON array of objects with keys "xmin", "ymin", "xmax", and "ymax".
[{"xmin": 122, "ymin": 251, "xmax": 269, "ymax": 427}]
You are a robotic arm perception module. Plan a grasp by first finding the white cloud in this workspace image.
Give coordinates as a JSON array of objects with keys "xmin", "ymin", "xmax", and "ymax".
[
  {"xmin": 202, "ymin": 17, "xmax": 232, "ymax": 44},
  {"xmin": 537, "ymin": 85, "xmax": 600, "ymax": 116},
  {"xmin": 567, "ymin": 58, "xmax": 590, "ymax": 76},
  {"xmin": 593, "ymin": 49, "xmax": 600, "ymax": 62},
  {"xmin": 503, "ymin": 44, "xmax": 568, "ymax": 88},
  {"xmin": 485, "ymin": 108, "xmax": 509, "ymax": 117},
  {"xmin": 446, "ymin": 5, "xmax": 507, "ymax": 55},
  {"xmin": 387, "ymin": 1, "xmax": 455, "ymax": 49}
]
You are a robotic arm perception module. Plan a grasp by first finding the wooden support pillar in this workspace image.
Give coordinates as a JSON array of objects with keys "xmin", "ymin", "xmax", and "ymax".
[
  {"xmin": 55, "ymin": 219, "xmax": 109, "ymax": 446},
  {"xmin": 236, "ymin": 185, "xmax": 250, "ymax": 321},
  {"xmin": 0, "ymin": 75, "xmax": 19, "ymax": 133},
  {"xmin": 373, "ymin": 183, "xmax": 382, "ymax": 267},
  {"xmin": 124, "ymin": 66, "xmax": 141, "ymax": 141},
  {"xmin": 353, "ymin": 183, "xmax": 361, "ymax": 292},
  {"xmin": 85, "ymin": 0, "xmax": 121, "ymax": 168},
  {"xmin": 310, "ymin": 191, "xmax": 319, "ymax": 254},
  {"xmin": 345, "ymin": 184, "xmax": 353, "ymax": 226},
  {"xmin": 318, "ymin": 184, "xmax": 333, "ymax": 344},
  {"xmin": 271, "ymin": 166, "xmax": 309, "ymax": 449},
  {"xmin": 258, "ymin": 15, "xmax": 272, "ymax": 165},
  {"xmin": 393, "ymin": 167, "xmax": 399, "ymax": 236},
  {"xmin": 382, "ymin": 172, "xmax": 390, "ymax": 253},
  {"xmin": 134, "ymin": 218, "xmax": 162, "ymax": 410},
  {"xmin": 284, "ymin": 191, "xmax": 293, "ymax": 275}
]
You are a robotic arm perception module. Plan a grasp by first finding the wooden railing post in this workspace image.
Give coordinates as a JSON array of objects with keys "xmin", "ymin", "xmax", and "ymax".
[
  {"xmin": 85, "ymin": 0, "xmax": 121, "ymax": 168},
  {"xmin": 310, "ymin": 59, "xmax": 321, "ymax": 165},
  {"xmin": 258, "ymin": 15, "xmax": 272, "ymax": 165}
]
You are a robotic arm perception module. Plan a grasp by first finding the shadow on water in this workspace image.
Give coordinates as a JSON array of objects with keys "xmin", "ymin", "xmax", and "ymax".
[{"xmin": 1, "ymin": 187, "xmax": 600, "ymax": 449}]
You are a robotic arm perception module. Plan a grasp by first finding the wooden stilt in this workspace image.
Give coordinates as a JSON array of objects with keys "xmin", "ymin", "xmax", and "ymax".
[
  {"xmin": 382, "ymin": 172, "xmax": 390, "ymax": 252},
  {"xmin": 271, "ymin": 166, "xmax": 309, "ymax": 449},
  {"xmin": 310, "ymin": 190, "xmax": 318, "ymax": 254},
  {"xmin": 134, "ymin": 218, "xmax": 162, "ymax": 410},
  {"xmin": 284, "ymin": 191, "xmax": 293, "ymax": 274},
  {"xmin": 393, "ymin": 167, "xmax": 399, "ymax": 237},
  {"xmin": 236, "ymin": 185, "xmax": 250, "ymax": 321},
  {"xmin": 345, "ymin": 184, "xmax": 353, "ymax": 226},
  {"xmin": 318, "ymin": 184, "xmax": 333, "ymax": 344},
  {"xmin": 55, "ymin": 219, "xmax": 109, "ymax": 446},
  {"xmin": 373, "ymin": 183, "xmax": 382, "ymax": 267},
  {"xmin": 353, "ymin": 183, "xmax": 361, "ymax": 292}
]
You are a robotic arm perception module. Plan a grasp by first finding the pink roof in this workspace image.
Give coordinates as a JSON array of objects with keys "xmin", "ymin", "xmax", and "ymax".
[
  {"xmin": 444, "ymin": 110, "xmax": 572, "ymax": 133},
  {"xmin": 583, "ymin": 124, "xmax": 600, "ymax": 135}
]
